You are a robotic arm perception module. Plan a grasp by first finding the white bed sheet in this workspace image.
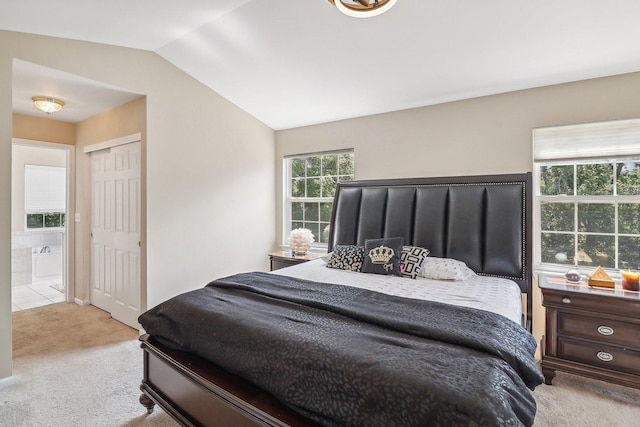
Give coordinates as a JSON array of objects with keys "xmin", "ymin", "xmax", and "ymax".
[{"xmin": 272, "ymin": 258, "xmax": 523, "ymax": 324}]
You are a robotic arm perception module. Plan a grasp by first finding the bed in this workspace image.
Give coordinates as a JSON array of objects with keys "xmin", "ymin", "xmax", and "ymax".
[{"xmin": 138, "ymin": 173, "xmax": 543, "ymax": 427}]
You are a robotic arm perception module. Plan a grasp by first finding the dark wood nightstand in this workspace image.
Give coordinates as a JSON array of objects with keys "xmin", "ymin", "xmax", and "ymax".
[
  {"xmin": 268, "ymin": 251, "xmax": 323, "ymax": 271},
  {"xmin": 539, "ymin": 273, "xmax": 640, "ymax": 389}
]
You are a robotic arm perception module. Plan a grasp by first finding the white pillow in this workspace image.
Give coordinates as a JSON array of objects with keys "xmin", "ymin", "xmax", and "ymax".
[{"xmin": 420, "ymin": 257, "xmax": 476, "ymax": 281}]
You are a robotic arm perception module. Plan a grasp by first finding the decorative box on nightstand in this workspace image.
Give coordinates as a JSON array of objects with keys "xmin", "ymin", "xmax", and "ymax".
[
  {"xmin": 268, "ymin": 251, "xmax": 323, "ymax": 271},
  {"xmin": 539, "ymin": 273, "xmax": 640, "ymax": 389}
]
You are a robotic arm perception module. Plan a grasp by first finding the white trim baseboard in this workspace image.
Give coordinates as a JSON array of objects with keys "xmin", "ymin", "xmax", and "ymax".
[
  {"xmin": 74, "ymin": 298, "xmax": 90, "ymax": 306},
  {"xmin": 0, "ymin": 375, "xmax": 16, "ymax": 391}
]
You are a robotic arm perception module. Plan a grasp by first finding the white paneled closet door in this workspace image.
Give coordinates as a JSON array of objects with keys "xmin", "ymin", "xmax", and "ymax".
[{"xmin": 90, "ymin": 141, "xmax": 141, "ymax": 328}]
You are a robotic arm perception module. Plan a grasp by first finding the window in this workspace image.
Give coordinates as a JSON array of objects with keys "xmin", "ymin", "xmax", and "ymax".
[
  {"xmin": 284, "ymin": 150, "xmax": 354, "ymax": 247},
  {"xmin": 533, "ymin": 119, "xmax": 640, "ymax": 272},
  {"xmin": 26, "ymin": 212, "xmax": 66, "ymax": 229},
  {"xmin": 24, "ymin": 164, "xmax": 66, "ymax": 230},
  {"xmin": 537, "ymin": 160, "xmax": 640, "ymax": 270}
]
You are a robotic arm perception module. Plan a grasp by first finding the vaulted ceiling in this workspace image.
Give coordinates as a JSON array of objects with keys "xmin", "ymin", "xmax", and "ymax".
[{"xmin": 3, "ymin": 0, "xmax": 640, "ymax": 129}]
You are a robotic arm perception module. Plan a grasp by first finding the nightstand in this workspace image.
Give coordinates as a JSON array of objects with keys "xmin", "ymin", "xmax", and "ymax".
[
  {"xmin": 268, "ymin": 251, "xmax": 323, "ymax": 271},
  {"xmin": 539, "ymin": 273, "xmax": 640, "ymax": 389}
]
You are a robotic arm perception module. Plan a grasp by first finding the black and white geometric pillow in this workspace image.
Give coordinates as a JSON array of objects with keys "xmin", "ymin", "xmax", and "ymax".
[
  {"xmin": 400, "ymin": 246, "xmax": 430, "ymax": 279},
  {"xmin": 326, "ymin": 245, "xmax": 365, "ymax": 272}
]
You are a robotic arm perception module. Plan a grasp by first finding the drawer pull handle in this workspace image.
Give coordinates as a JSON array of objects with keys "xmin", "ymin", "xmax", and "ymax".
[
  {"xmin": 562, "ymin": 297, "xmax": 571, "ymax": 304},
  {"xmin": 596, "ymin": 351, "xmax": 614, "ymax": 362},
  {"xmin": 597, "ymin": 325, "xmax": 614, "ymax": 336}
]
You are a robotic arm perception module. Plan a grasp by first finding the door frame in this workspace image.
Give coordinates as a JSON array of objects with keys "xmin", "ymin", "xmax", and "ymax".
[{"xmin": 12, "ymin": 138, "xmax": 76, "ymax": 303}]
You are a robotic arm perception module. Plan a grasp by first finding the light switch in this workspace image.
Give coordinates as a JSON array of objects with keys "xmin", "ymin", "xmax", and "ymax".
[{"xmin": 74, "ymin": 213, "xmax": 81, "ymax": 222}]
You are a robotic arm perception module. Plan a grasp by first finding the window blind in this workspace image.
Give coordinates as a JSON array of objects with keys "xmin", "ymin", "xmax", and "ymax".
[
  {"xmin": 25, "ymin": 165, "xmax": 66, "ymax": 211},
  {"xmin": 533, "ymin": 118, "xmax": 640, "ymax": 161}
]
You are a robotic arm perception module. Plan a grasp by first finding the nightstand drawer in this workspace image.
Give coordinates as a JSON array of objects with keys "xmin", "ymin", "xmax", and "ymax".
[
  {"xmin": 543, "ymin": 289, "xmax": 639, "ymax": 318},
  {"xmin": 269, "ymin": 251, "xmax": 323, "ymax": 271},
  {"xmin": 271, "ymin": 258, "xmax": 299, "ymax": 271},
  {"xmin": 558, "ymin": 337, "xmax": 640, "ymax": 376},
  {"xmin": 558, "ymin": 312, "xmax": 640, "ymax": 350}
]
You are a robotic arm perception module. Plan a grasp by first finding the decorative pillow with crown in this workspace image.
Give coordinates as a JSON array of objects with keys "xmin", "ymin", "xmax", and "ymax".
[{"xmin": 362, "ymin": 237, "xmax": 404, "ymax": 276}]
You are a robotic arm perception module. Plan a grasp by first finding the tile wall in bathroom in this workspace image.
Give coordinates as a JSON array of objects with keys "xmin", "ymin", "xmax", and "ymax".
[{"xmin": 11, "ymin": 230, "xmax": 64, "ymax": 287}]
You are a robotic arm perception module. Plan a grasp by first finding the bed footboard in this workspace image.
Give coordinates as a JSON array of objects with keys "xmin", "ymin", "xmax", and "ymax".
[{"xmin": 139, "ymin": 334, "xmax": 319, "ymax": 427}]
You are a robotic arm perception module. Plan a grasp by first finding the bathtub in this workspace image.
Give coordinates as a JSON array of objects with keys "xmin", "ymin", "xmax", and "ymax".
[{"xmin": 32, "ymin": 250, "xmax": 63, "ymax": 278}]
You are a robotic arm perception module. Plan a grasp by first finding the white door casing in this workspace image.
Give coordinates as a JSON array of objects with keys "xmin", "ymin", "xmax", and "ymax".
[
  {"xmin": 12, "ymin": 139, "xmax": 76, "ymax": 303},
  {"xmin": 90, "ymin": 141, "xmax": 141, "ymax": 328}
]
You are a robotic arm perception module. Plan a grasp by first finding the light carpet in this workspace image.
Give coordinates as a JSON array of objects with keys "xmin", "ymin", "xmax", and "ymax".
[
  {"xmin": 3, "ymin": 302, "xmax": 178, "ymax": 427},
  {"xmin": 1, "ymin": 302, "xmax": 639, "ymax": 426}
]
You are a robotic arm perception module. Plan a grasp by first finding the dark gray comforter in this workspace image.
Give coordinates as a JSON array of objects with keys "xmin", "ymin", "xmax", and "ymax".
[{"xmin": 138, "ymin": 272, "xmax": 544, "ymax": 427}]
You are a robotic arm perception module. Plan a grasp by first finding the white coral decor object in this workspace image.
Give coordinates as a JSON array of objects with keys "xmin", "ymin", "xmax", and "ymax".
[{"xmin": 288, "ymin": 228, "xmax": 315, "ymax": 255}]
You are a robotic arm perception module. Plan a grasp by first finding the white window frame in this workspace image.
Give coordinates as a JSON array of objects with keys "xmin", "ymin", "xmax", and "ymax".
[
  {"xmin": 283, "ymin": 149, "xmax": 354, "ymax": 250},
  {"xmin": 24, "ymin": 164, "xmax": 66, "ymax": 231},
  {"xmin": 533, "ymin": 118, "xmax": 640, "ymax": 276},
  {"xmin": 534, "ymin": 158, "xmax": 640, "ymax": 273}
]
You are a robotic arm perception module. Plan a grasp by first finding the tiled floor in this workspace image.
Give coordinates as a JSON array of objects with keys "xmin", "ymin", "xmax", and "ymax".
[{"xmin": 12, "ymin": 276, "xmax": 65, "ymax": 312}]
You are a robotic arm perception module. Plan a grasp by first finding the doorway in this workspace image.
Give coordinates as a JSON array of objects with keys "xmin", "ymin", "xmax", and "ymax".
[{"xmin": 11, "ymin": 140, "xmax": 75, "ymax": 312}]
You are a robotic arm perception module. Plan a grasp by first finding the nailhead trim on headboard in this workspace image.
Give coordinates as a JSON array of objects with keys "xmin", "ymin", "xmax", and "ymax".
[{"xmin": 327, "ymin": 173, "xmax": 533, "ymax": 331}]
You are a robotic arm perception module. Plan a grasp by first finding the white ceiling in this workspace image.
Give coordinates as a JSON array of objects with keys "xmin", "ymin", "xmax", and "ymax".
[
  {"xmin": 4, "ymin": 0, "xmax": 640, "ymax": 129},
  {"xmin": 12, "ymin": 60, "xmax": 142, "ymax": 123}
]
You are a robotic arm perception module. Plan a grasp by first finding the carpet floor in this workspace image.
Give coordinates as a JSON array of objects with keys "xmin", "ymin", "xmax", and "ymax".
[
  {"xmin": 1, "ymin": 302, "xmax": 639, "ymax": 426},
  {"xmin": 3, "ymin": 302, "xmax": 178, "ymax": 427}
]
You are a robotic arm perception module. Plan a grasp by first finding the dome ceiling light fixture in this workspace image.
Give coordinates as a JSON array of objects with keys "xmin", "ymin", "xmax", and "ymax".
[
  {"xmin": 32, "ymin": 96, "xmax": 65, "ymax": 115},
  {"xmin": 328, "ymin": 0, "xmax": 397, "ymax": 18}
]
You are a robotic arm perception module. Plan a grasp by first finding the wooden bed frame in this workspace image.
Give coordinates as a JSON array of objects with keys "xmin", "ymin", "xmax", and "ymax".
[{"xmin": 139, "ymin": 173, "xmax": 533, "ymax": 427}]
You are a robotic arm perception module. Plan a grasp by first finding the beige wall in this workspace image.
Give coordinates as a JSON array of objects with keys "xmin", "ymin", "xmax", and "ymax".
[
  {"xmin": 11, "ymin": 144, "xmax": 67, "ymax": 231},
  {"xmin": 74, "ymin": 97, "xmax": 146, "ymax": 303},
  {"xmin": 13, "ymin": 114, "xmax": 75, "ymax": 145},
  {"xmin": 0, "ymin": 47, "xmax": 12, "ymax": 381},
  {"xmin": 0, "ymin": 30, "xmax": 275, "ymax": 383},
  {"xmin": 276, "ymin": 71, "xmax": 640, "ymax": 354}
]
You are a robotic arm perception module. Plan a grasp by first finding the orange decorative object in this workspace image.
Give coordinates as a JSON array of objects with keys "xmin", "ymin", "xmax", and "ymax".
[
  {"xmin": 620, "ymin": 270, "xmax": 640, "ymax": 291},
  {"xmin": 588, "ymin": 266, "xmax": 614, "ymax": 288}
]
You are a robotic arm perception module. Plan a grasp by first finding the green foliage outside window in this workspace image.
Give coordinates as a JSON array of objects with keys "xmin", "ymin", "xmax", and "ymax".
[
  {"xmin": 540, "ymin": 165, "xmax": 573, "ymax": 196},
  {"xmin": 26, "ymin": 213, "xmax": 44, "ymax": 229},
  {"xmin": 288, "ymin": 152, "xmax": 354, "ymax": 244},
  {"xmin": 26, "ymin": 212, "xmax": 65, "ymax": 229},
  {"xmin": 617, "ymin": 161, "xmax": 640, "ymax": 195},
  {"xmin": 620, "ymin": 237, "xmax": 640, "ymax": 270},
  {"xmin": 577, "ymin": 203, "xmax": 614, "ymax": 233},
  {"xmin": 577, "ymin": 163, "xmax": 613, "ymax": 195},
  {"xmin": 540, "ymin": 233, "xmax": 574, "ymax": 265},
  {"xmin": 619, "ymin": 203, "xmax": 640, "ymax": 234},
  {"xmin": 539, "ymin": 159, "xmax": 640, "ymax": 270},
  {"xmin": 540, "ymin": 202, "xmax": 574, "ymax": 231}
]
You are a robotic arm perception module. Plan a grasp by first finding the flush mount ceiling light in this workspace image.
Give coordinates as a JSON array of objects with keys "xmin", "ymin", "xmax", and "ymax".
[
  {"xmin": 32, "ymin": 96, "xmax": 65, "ymax": 115},
  {"xmin": 328, "ymin": 0, "xmax": 397, "ymax": 18}
]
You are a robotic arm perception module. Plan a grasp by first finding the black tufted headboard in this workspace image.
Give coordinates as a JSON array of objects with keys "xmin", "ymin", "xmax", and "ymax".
[{"xmin": 327, "ymin": 173, "xmax": 532, "ymax": 330}]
